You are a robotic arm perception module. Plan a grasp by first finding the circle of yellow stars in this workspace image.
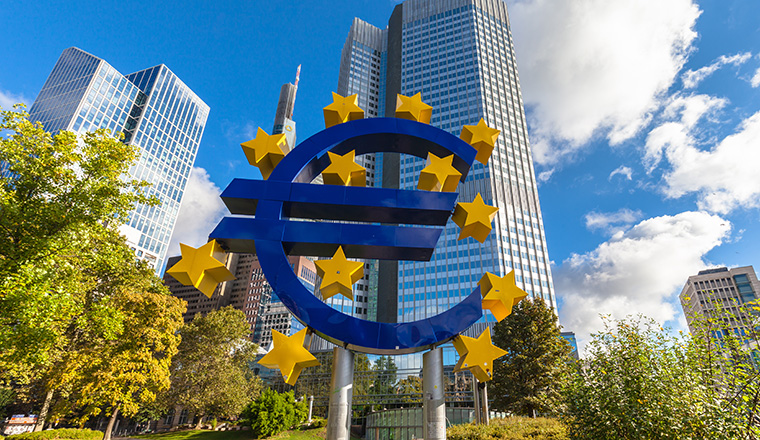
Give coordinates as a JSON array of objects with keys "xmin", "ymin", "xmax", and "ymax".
[{"xmin": 168, "ymin": 91, "xmax": 523, "ymax": 384}]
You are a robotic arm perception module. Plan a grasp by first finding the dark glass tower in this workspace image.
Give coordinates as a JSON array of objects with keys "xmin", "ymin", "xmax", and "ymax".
[{"xmin": 337, "ymin": 0, "xmax": 556, "ymax": 369}]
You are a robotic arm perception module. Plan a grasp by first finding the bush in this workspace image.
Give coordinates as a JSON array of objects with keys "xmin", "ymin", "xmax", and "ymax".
[
  {"xmin": 563, "ymin": 317, "xmax": 748, "ymax": 440},
  {"xmin": 301, "ymin": 417, "xmax": 326, "ymax": 429},
  {"xmin": 447, "ymin": 417, "xmax": 568, "ymax": 440},
  {"xmin": 240, "ymin": 389, "xmax": 307, "ymax": 438},
  {"xmin": 7, "ymin": 429, "xmax": 102, "ymax": 440}
]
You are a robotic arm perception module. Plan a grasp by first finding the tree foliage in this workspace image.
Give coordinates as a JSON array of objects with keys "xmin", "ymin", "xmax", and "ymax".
[
  {"xmin": 0, "ymin": 108, "xmax": 182, "ymax": 439},
  {"xmin": 491, "ymin": 298, "xmax": 572, "ymax": 416},
  {"xmin": 563, "ymin": 316, "xmax": 754, "ymax": 440},
  {"xmin": 0, "ymin": 107, "xmax": 151, "ymax": 276},
  {"xmin": 240, "ymin": 389, "xmax": 307, "ymax": 438},
  {"xmin": 166, "ymin": 307, "xmax": 261, "ymax": 423}
]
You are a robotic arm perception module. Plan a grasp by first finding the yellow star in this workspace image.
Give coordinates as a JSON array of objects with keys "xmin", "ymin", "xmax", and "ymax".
[
  {"xmin": 258, "ymin": 328, "xmax": 319, "ymax": 386},
  {"xmin": 166, "ymin": 240, "xmax": 235, "ymax": 298},
  {"xmin": 452, "ymin": 328, "xmax": 507, "ymax": 382},
  {"xmin": 395, "ymin": 93, "xmax": 433, "ymax": 124},
  {"xmin": 322, "ymin": 150, "xmax": 366, "ymax": 187},
  {"xmin": 451, "ymin": 193, "xmax": 499, "ymax": 243},
  {"xmin": 314, "ymin": 246, "xmax": 363, "ymax": 300},
  {"xmin": 417, "ymin": 153, "xmax": 462, "ymax": 192},
  {"xmin": 460, "ymin": 119, "xmax": 500, "ymax": 164},
  {"xmin": 240, "ymin": 128, "xmax": 288, "ymax": 179},
  {"xmin": 478, "ymin": 271, "xmax": 528, "ymax": 321},
  {"xmin": 323, "ymin": 92, "xmax": 365, "ymax": 128}
]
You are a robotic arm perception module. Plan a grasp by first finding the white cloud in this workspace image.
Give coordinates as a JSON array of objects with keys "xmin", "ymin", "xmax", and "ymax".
[
  {"xmin": 751, "ymin": 66, "xmax": 760, "ymax": 88},
  {"xmin": 681, "ymin": 52, "xmax": 752, "ymax": 89},
  {"xmin": 642, "ymin": 93, "xmax": 760, "ymax": 213},
  {"xmin": 663, "ymin": 110, "xmax": 760, "ymax": 213},
  {"xmin": 0, "ymin": 88, "xmax": 31, "ymax": 110},
  {"xmin": 508, "ymin": 0, "xmax": 700, "ymax": 165},
  {"xmin": 584, "ymin": 208, "xmax": 643, "ymax": 233},
  {"xmin": 556, "ymin": 211, "xmax": 730, "ymax": 353},
  {"xmin": 608, "ymin": 165, "xmax": 633, "ymax": 181},
  {"xmin": 643, "ymin": 93, "xmax": 726, "ymax": 170},
  {"xmin": 167, "ymin": 167, "xmax": 228, "ymax": 256},
  {"xmin": 537, "ymin": 168, "xmax": 555, "ymax": 183}
]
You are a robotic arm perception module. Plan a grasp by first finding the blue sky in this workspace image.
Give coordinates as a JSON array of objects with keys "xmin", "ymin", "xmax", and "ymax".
[{"xmin": 2, "ymin": 0, "xmax": 760, "ymax": 348}]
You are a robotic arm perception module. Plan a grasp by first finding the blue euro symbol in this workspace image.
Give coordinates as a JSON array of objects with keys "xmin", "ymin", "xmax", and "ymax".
[{"xmin": 210, "ymin": 118, "xmax": 483, "ymax": 354}]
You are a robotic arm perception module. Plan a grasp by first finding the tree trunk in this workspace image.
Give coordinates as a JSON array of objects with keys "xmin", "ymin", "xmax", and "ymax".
[
  {"xmin": 194, "ymin": 414, "xmax": 204, "ymax": 430},
  {"xmin": 34, "ymin": 389, "xmax": 54, "ymax": 432},
  {"xmin": 103, "ymin": 404, "xmax": 121, "ymax": 440}
]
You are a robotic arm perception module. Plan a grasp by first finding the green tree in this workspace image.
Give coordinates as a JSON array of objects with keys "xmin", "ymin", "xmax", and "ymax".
[
  {"xmin": 72, "ymin": 259, "xmax": 185, "ymax": 440},
  {"xmin": 395, "ymin": 376, "xmax": 422, "ymax": 404},
  {"xmin": 240, "ymin": 389, "xmax": 307, "ymax": 438},
  {"xmin": 166, "ymin": 307, "xmax": 261, "ymax": 426},
  {"xmin": 491, "ymin": 298, "xmax": 572, "ymax": 416},
  {"xmin": 0, "ymin": 106, "xmax": 150, "ymax": 380},
  {"xmin": 0, "ymin": 108, "xmax": 181, "ymax": 440},
  {"xmin": 564, "ymin": 316, "xmax": 747, "ymax": 440},
  {"xmin": 370, "ymin": 355, "xmax": 397, "ymax": 410},
  {"xmin": 0, "ymin": 107, "xmax": 149, "ymax": 277}
]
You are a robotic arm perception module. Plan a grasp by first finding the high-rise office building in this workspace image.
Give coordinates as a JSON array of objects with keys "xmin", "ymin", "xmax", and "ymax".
[
  {"xmin": 334, "ymin": 0, "xmax": 555, "ymax": 368},
  {"xmin": 272, "ymin": 65, "xmax": 300, "ymax": 151},
  {"xmin": 679, "ymin": 266, "xmax": 760, "ymax": 342},
  {"xmin": 28, "ymin": 47, "xmax": 209, "ymax": 271}
]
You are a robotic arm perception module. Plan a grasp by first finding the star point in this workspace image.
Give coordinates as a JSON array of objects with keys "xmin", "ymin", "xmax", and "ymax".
[
  {"xmin": 166, "ymin": 240, "xmax": 235, "ymax": 298},
  {"xmin": 314, "ymin": 246, "xmax": 364, "ymax": 300},
  {"xmin": 417, "ymin": 153, "xmax": 462, "ymax": 192},
  {"xmin": 460, "ymin": 119, "xmax": 500, "ymax": 164},
  {"xmin": 322, "ymin": 150, "xmax": 366, "ymax": 187},
  {"xmin": 451, "ymin": 193, "xmax": 499, "ymax": 243},
  {"xmin": 323, "ymin": 92, "xmax": 365, "ymax": 128},
  {"xmin": 395, "ymin": 93, "xmax": 433, "ymax": 124},
  {"xmin": 240, "ymin": 128, "xmax": 288, "ymax": 179},
  {"xmin": 258, "ymin": 328, "xmax": 319, "ymax": 385},
  {"xmin": 478, "ymin": 271, "xmax": 527, "ymax": 321},
  {"xmin": 452, "ymin": 328, "xmax": 507, "ymax": 382}
]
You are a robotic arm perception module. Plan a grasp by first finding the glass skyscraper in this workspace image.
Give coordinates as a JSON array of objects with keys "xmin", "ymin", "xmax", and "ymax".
[
  {"xmin": 28, "ymin": 47, "xmax": 209, "ymax": 272},
  {"xmin": 336, "ymin": 0, "xmax": 555, "ymax": 368}
]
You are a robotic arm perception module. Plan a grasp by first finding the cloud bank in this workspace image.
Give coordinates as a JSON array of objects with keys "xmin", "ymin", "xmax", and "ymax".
[
  {"xmin": 555, "ymin": 211, "xmax": 730, "ymax": 352},
  {"xmin": 508, "ymin": 0, "xmax": 701, "ymax": 165},
  {"xmin": 167, "ymin": 167, "xmax": 228, "ymax": 256}
]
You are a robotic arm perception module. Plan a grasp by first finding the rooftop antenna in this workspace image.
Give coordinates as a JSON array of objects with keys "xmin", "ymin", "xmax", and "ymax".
[{"xmin": 289, "ymin": 64, "xmax": 301, "ymax": 119}]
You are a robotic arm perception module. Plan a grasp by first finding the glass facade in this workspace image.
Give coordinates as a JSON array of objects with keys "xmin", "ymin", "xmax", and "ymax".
[
  {"xmin": 336, "ymin": 0, "xmax": 556, "ymax": 370},
  {"xmin": 28, "ymin": 47, "xmax": 209, "ymax": 272},
  {"xmin": 329, "ymin": 18, "xmax": 386, "ymax": 323}
]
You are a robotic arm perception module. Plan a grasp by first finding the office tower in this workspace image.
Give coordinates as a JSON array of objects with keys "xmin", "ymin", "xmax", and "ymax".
[
  {"xmin": 336, "ymin": 0, "xmax": 556, "ymax": 367},
  {"xmin": 28, "ymin": 47, "xmax": 209, "ymax": 271},
  {"xmin": 272, "ymin": 65, "xmax": 300, "ymax": 151},
  {"xmin": 163, "ymin": 252, "xmax": 317, "ymax": 345},
  {"xmin": 679, "ymin": 266, "xmax": 760, "ymax": 341}
]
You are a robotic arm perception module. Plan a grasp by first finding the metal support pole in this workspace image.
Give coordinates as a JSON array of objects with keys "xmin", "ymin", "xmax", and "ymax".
[
  {"xmin": 326, "ymin": 346, "xmax": 354, "ymax": 440},
  {"xmin": 308, "ymin": 395, "xmax": 314, "ymax": 423},
  {"xmin": 423, "ymin": 347, "xmax": 446, "ymax": 440},
  {"xmin": 480, "ymin": 382, "xmax": 489, "ymax": 425},
  {"xmin": 472, "ymin": 374, "xmax": 481, "ymax": 424}
]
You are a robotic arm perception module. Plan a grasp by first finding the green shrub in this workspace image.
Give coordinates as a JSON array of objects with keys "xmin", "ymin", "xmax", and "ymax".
[
  {"xmin": 7, "ymin": 429, "xmax": 102, "ymax": 440},
  {"xmin": 447, "ymin": 417, "xmax": 568, "ymax": 440},
  {"xmin": 301, "ymin": 417, "xmax": 326, "ymax": 429},
  {"xmin": 240, "ymin": 389, "xmax": 307, "ymax": 438}
]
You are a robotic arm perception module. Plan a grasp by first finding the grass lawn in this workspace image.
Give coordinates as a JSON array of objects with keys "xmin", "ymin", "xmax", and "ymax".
[{"xmin": 132, "ymin": 428, "xmax": 326, "ymax": 440}]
